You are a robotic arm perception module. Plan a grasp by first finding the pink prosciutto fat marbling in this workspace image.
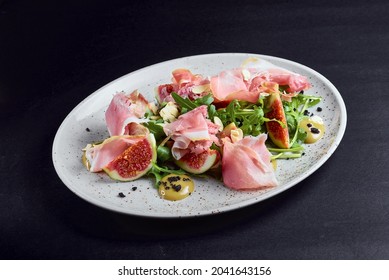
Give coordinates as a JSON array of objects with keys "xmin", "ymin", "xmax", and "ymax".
[
  {"xmin": 210, "ymin": 68, "xmax": 259, "ymax": 103},
  {"xmin": 157, "ymin": 69, "xmax": 210, "ymax": 103},
  {"xmin": 163, "ymin": 105, "xmax": 219, "ymax": 160},
  {"xmin": 210, "ymin": 58, "xmax": 310, "ymax": 103},
  {"xmin": 105, "ymin": 91, "xmax": 149, "ymax": 136},
  {"xmin": 222, "ymin": 134, "xmax": 278, "ymax": 190},
  {"xmin": 157, "ymin": 58, "xmax": 310, "ymax": 104}
]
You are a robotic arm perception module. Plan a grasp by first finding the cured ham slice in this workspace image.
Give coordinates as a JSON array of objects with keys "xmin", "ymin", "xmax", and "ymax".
[
  {"xmin": 83, "ymin": 135, "xmax": 148, "ymax": 172},
  {"xmin": 242, "ymin": 58, "xmax": 310, "ymax": 92},
  {"xmin": 266, "ymin": 69, "xmax": 310, "ymax": 93},
  {"xmin": 157, "ymin": 84, "xmax": 177, "ymax": 103},
  {"xmin": 163, "ymin": 105, "xmax": 219, "ymax": 160},
  {"xmin": 171, "ymin": 68, "xmax": 204, "ymax": 86},
  {"xmin": 124, "ymin": 122, "xmax": 149, "ymax": 136},
  {"xmin": 249, "ymin": 69, "xmax": 309, "ymax": 101},
  {"xmin": 156, "ymin": 69, "xmax": 210, "ymax": 103},
  {"xmin": 210, "ymin": 57, "xmax": 311, "ymax": 103},
  {"xmin": 222, "ymin": 134, "xmax": 278, "ymax": 190},
  {"xmin": 210, "ymin": 69, "xmax": 259, "ymax": 103},
  {"xmin": 105, "ymin": 91, "xmax": 149, "ymax": 136}
]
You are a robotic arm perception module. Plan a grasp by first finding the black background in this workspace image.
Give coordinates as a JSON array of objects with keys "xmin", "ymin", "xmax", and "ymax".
[{"xmin": 1, "ymin": 0, "xmax": 388, "ymax": 259}]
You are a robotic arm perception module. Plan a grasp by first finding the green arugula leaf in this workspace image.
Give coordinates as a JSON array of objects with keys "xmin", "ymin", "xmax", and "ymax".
[
  {"xmin": 142, "ymin": 121, "xmax": 165, "ymax": 141},
  {"xmin": 147, "ymin": 162, "xmax": 187, "ymax": 187},
  {"xmin": 171, "ymin": 92, "xmax": 196, "ymax": 111},
  {"xmin": 171, "ymin": 92, "xmax": 216, "ymax": 117},
  {"xmin": 215, "ymin": 99, "xmax": 267, "ymax": 136},
  {"xmin": 193, "ymin": 94, "xmax": 214, "ymax": 106},
  {"xmin": 282, "ymin": 93, "xmax": 322, "ymax": 146}
]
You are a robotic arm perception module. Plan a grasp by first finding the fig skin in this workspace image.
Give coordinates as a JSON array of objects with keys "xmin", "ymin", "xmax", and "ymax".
[
  {"xmin": 175, "ymin": 149, "xmax": 219, "ymax": 174},
  {"xmin": 265, "ymin": 91, "xmax": 290, "ymax": 149}
]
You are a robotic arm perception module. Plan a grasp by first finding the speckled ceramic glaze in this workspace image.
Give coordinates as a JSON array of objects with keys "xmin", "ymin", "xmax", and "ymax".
[{"xmin": 52, "ymin": 53, "xmax": 347, "ymax": 218}]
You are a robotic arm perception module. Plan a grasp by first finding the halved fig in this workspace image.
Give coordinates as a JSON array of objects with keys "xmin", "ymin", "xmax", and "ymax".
[
  {"xmin": 82, "ymin": 136, "xmax": 147, "ymax": 173},
  {"xmin": 175, "ymin": 149, "xmax": 219, "ymax": 174},
  {"xmin": 103, "ymin": 133, "xmax": 156, "ymax": 181},
  {"xmin": 265, "ymin": 91, "xmax": 290, "ymax": 149}
]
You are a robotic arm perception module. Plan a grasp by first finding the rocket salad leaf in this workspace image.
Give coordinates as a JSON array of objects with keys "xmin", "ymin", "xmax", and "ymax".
[
  {"xmin": 166, "ymin": 90, "xmax": 322, "ymax": 162},
  {"xmin": 283, "ymin": 93, "xmax": 322, "ymax": 147}
]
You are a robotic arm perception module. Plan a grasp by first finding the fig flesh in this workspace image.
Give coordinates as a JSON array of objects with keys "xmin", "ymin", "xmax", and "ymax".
[
  {"xmin": 265, "ymin": 91, "xmax": 290, "ymax": 149},
  {"xmin": 175, "ymin": 149, "xmax": 219, "ymax": 174},
  {"xmin": 103, "ymin": 134, "xmax": 156, "ymax": 181}
]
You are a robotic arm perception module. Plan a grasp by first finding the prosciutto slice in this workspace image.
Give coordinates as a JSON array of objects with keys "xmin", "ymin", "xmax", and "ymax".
[
  {"xmin": 210, "ymin": 57, "xmax": 311, "ymax": 103},
  {"xmin": 171, "ymin": 68, "xmax": 204, "ymax": 87},
  {"xmin": 105, "ymin": 91, "xmax": 149, "ymax": 136},
  {"xmin": 83, "ymin": 135, "xmax": 148, "ymax": 172},
  {"xmin": 156, "ymin": 69, "xmax": 210, "ymax": 103},
  {"xmin": 163, "ymin": 105, "xmax": 219, "ymax": 160},
  {"xmin": 242, "ymin": 57, "xmax": 311, "ymax": 92},
  {"xmin": 222, "ymin": 134, "xmax": 278, "ymax": 190}
]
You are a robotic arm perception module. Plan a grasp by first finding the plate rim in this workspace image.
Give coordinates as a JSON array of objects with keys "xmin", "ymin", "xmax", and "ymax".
[{"xmin": 52, "ymin": 52, "xmax": 347, "ymax": 218}]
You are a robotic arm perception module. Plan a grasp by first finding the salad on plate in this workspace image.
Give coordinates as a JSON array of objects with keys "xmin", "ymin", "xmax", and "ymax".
[{"xmin": 82, "ymin": 57, "xmax": 325, "ymax": 201}]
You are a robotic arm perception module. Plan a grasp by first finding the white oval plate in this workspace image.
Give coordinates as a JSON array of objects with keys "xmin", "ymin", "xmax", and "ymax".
[{"xmin": 52, "ymin": 53, "xmax": 347, "ymax": 218}]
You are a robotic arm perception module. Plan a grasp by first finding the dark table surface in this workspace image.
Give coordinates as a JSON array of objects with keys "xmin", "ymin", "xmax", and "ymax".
[{"xmin": 1, "ymin": 0, "xmax": 388, "ymax": 260}]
